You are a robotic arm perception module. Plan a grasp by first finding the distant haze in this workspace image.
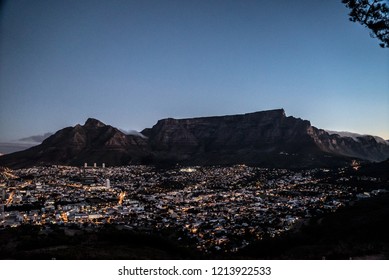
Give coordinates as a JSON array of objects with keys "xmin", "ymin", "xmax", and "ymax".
[
  {"xmin": 18, "ymin": 133, "xmax": 53, "ymax": 143},
  {"xmin": 0, "ymin": 132, "xmax": 53, "ymax": 154}
]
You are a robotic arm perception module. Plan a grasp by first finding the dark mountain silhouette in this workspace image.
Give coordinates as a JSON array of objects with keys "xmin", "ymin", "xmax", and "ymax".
[
  {"xmin": 1, "ymin": 109, "xmax": 388, "ymax": 168},
  {"xmin": 356, "ymin": 159, "xmax": 389, "ymax": 181},
  {"xmin": 0, "ymin": 118, "xmax": 149, "ymax": 168},
  {"xmin": 142, "ymin": 109, "xmax": 389, "ymax": 167}
]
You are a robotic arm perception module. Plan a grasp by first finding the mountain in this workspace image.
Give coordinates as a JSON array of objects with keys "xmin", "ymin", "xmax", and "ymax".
[
  {"xmin": 1, "ymin": 110, "xmax": 388, "ymax": 168},
  {"xmin": 313, "ymin": 129, "xmax": 389, "ymax": 162},
  {"xmin": 326, "ymin": 131, "xmax": 389, "ymax": 145},
  {"xmin": 142, "ymin": 109, "xmax": 334, "ymax": 167},
  {"xmin": 0, "ymin": 118, "xmax": 149, "ymax": 168},
  {"xmin": 142, "ymin": 109, "xmax": 389, "ymax": 167}
]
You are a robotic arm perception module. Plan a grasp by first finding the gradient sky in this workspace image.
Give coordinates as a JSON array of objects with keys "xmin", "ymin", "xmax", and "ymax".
[{"xmin": 0, "ymin": 0, "xmax": 388, "ymax": 142}]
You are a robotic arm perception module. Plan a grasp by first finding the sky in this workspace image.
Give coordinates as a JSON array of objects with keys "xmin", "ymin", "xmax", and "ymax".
[{"xmin": 0, "ymin": 0, "xmax": 388, "ymax": 142}]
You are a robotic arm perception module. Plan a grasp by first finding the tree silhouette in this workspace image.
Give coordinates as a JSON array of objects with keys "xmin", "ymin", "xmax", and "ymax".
[{"xmin": 342, "ymin": 0, "xmax": 389, "ymax": 48}]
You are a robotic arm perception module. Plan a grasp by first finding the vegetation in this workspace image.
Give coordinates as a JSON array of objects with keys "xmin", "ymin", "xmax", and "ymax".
[
  {"xmin": 0, "ymin": 225, "xmax": 200, "ymax": 260},
  {"xmin": 342, "ymin": 0, "xmax": 389, "ymax": 47}
]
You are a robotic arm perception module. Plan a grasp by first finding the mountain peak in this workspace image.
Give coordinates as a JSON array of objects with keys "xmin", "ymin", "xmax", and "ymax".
[
  {"xmin": 84, "ymin": 118, "xmax": 106, "ymax": 128},
  {"xmin": 1, "ymin": 109, "xmax": 388, "ymax": 169}
]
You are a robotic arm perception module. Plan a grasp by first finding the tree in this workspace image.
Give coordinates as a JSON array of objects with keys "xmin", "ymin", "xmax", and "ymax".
[{"xmin": 342, "ymin": 0, "xmax": 389, "ymax": 48}]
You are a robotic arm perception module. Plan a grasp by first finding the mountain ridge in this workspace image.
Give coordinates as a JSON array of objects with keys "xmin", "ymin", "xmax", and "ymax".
[{"xmin": 1, "ymin": 109, "xmax": 388, "ymax": 168}]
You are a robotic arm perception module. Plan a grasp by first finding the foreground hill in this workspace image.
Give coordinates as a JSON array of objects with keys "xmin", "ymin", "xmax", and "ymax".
[
  {"xmin": 237, "ymin": 192, "xmax": 389, "ymax": 259},
  {"xmin": 1, "ymin": 109, "xmax": 388, "ymax": 168}
]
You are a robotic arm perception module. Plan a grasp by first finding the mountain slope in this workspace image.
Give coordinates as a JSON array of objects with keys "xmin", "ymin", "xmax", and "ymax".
[
  {"xmin": 0, "ymin": 118, "xmax": 148, "ymax": 168},
  {"xmin": 310, "ymin": 128, "xmax": 389, "ymax": 162},
  {"xmin": 142, "ymin": 109, "xmax": 389, "ymax": 166},
  {"xmin": 1, "ymin": 110, "xmax": 388, "ymax": 168},
  {"xmin": 143, "ymin": 109, "xmax": 345, "ymax": 167}
]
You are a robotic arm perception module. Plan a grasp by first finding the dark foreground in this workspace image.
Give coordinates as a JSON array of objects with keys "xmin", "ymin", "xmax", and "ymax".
[
  {"xmin": 238, "ymin": 193, "xmax": 389, "ymax": 259},
  {"xmin": 1, "ymin": 193, "xmax": 388, "ymax": 260}
]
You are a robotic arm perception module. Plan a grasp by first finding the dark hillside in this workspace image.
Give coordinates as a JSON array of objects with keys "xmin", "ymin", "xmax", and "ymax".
[{"xmin": 237, "ymin": 193, "xmax": 389, "ymax": 259}]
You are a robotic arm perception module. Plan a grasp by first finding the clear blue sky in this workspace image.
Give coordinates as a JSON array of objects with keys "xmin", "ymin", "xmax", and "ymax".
[{"xmin": 0, "ymin": 0, "xmax": 388, "ymax": 142}]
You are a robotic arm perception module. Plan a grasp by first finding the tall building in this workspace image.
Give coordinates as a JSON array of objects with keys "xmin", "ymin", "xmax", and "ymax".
[
  {"xmin": 106, "ymin": 179, "xmax": 110, "ymax": 188},
  {"xmin": 102, "ymin": 163, "xmax": 105, "ymax": 168},
  {"xmin": 84, "ymin": 163, "xmax": 87, "ymax": 168},
  {"xmin": 93, "ymin": 163, "xmax": 97, "ymax": 168}
]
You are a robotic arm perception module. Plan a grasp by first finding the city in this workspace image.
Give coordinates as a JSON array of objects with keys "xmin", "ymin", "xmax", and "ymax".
[{"xmin": 1, "ymin": 164, "xmax": 386, "ymax": 254}]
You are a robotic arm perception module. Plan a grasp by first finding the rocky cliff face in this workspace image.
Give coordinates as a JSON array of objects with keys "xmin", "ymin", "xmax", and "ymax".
[
  {"xmin": 0, "ymin": 118, "xmax": 148, "ymax": 168},
  {"xmin": 310, "ymin": 128, "xmax": 389, "ymax": 162},
  {"xmin": 143, "ymin": 109, "xmax": 389, "ymax": 166},
  {"xmin": 143, "ymin": 109, "xmax": 318, "ymax": 165},
  {"xmin": 1, "ymin": 110, "xmax": 388, "ymax": 168}
]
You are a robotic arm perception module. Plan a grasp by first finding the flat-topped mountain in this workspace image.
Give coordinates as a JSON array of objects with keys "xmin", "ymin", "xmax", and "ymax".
[
  {"xmin": 1, "ymin": 109, "xmax": 388, "ymax": 168},
  {"xmin": 143, "ymin": 109, "xmax": 321, "ymax": 166},
  {"xmin": 143, "ymin": 109, "xmax": 389, "ymax": 166}
]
